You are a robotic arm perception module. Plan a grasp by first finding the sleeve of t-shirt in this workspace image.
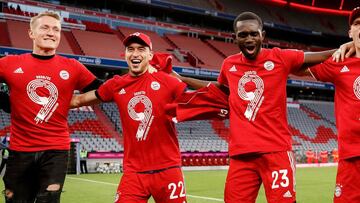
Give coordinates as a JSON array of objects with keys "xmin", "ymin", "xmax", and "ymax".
[
  {"xmin": 73, "ymin": 59, "xmax": 96, "ymax": 91},
  {"xmin": 168, "ymin": 75, "xmax": 187, "ymax": 99},
  {"xmin": 97, "ymin": 77, "xmax": 116, "ymax": 102},
  {"xmin": 217, "ymin": 60, "xmax": 229, "ymax": 86},
  {"xmin": 308, "ymin": 58, "xmax": 335, "ymax": 83},
  {"xmin": 278, "ymin": 48, "xmax": 305, "ymax": 74}
]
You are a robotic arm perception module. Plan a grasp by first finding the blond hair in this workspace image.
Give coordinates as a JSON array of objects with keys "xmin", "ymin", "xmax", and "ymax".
[{"xmin": 30, "ymin": 11, "xmax": 61, "ymax": 29}]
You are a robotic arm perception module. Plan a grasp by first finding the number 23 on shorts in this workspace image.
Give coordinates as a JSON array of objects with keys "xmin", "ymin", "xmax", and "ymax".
[{"xmin": 271, "ymin": 169, "xmax": 290, "ymax": 189}]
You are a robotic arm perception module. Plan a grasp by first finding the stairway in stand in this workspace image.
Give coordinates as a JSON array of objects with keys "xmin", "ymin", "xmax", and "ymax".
[{"xmin": 93, "ymin": 105, "xmax": 123, "ymax": 146}]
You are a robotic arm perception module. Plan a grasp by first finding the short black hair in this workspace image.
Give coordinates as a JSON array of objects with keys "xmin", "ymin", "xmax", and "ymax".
[{"xmin": 233, "ymin": 12, "xmax": 263, "ymax": 32}]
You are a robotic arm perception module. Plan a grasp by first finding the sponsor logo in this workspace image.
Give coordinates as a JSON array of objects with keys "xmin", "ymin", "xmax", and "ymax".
[
  {"xmin": 229, "ymin": 65, "xmax": 237, "ymax": 72},
  {"xmin": 283, "ymin": 190, "xmax": 292, "ymax": 198},
  {"xmin": 119, "ymin": 88, "xmax": 126, "ymax": 95},
  {"xmin": 340, "ymin": 66, "xmax": 350, "ymax": 73},
  {"xmin": 95, "ymin": 58, "xmax": 101, "ymax": 65},
  {"xmin": 14, "ymin": 67, "xmax": 24, "ymax": 73}
]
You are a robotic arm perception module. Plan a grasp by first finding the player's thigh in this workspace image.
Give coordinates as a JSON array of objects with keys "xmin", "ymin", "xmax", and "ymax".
[
  {"xmin": 37, "ymin": 150, "xmax": 68, "ymax": 191},
  {"xmin": 3, "ymin": 150, "xmax": 37, "ymax": 201},
  {"xmin": 225, "ymin": 156, "xmax": 261, "ymax": 203},
  {"xmin": 115, "ymin": 172, "xmax": 149, "ymax": 203},
  {"xmin": 260, "ymin": 151, "xmax": 296, "ymax": 203},
  {"xmin": 334, "ymin": 157, "xmax": 360, "ymax": 203},
  {"xmin": 151, "ymin": 167, "xmax": 187, "ymax": 203}
]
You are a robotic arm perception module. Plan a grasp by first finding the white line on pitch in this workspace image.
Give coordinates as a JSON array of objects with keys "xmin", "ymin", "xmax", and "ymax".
[{"xmin": 67, "ymin": 176, "xmax": 223, "ymax": 202}]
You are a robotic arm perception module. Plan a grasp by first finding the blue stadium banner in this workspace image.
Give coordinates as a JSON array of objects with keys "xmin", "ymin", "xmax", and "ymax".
[{"xmin": 287, "ymin": 79, "xmax": 334, "ymax": 90}]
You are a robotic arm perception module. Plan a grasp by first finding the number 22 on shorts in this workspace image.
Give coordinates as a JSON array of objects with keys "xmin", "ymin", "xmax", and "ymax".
[{"xmin": 168, "ymin": 181, "xmax": 186, "ymax": 199}]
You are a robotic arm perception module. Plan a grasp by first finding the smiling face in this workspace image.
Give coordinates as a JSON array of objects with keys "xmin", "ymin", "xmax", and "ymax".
[
  {"xmin": 29, "ymin": 15, "xmax": 61, "ymax": 55},
  {"xmin": 234, "ymin": 19, "xmax": 265, "ymax": 60},
  {"xmin": 349, "ymin": 16, "xmax": 360, "ymax": 55},
  {"xmin": 125, "ymin": 42, "xmax": 153, "ymax": 76}
]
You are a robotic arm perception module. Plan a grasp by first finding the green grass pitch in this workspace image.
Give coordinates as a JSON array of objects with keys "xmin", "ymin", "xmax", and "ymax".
[{"xmin": 0, "ymin": 166, "xmax": 337, "ymax": 202}]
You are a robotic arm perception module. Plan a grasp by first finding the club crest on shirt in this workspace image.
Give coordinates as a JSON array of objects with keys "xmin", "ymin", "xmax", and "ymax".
[
  {"xmin": 353, "ymin": 76, "xmax": 360, "ymax": 100},
  {"xmin": 151, "ymin": 81, "xmax": 160, "ymax": 91},
  {"xmin": 59, "ymin": 70, "xmax": 69, "ymax": 80},
  {"xmin": 264, "ymin": 61, "xmax": 275, "ymax": 71},
  {"xmin": 334, "ymin": 184, "xmax": 342, "ymax": 197},
  {"xmin": 114, "ymin": 192, "xmax": 120, "ymax": 202}
]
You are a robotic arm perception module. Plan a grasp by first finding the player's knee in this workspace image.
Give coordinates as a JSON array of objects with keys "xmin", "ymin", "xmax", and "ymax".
[
  {"xmin": 3, "ymin": 189, "xmax": 14, "ymax": 202},
  {"xmin": 36, "ymin": 189, "xmax": 61, "ymax": 203},
  {"xmin": 46, "ymin": 184, "xmax": 61, "ymax": 192}
]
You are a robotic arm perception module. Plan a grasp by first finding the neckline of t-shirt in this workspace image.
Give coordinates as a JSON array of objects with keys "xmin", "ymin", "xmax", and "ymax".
[
  {"xmin": 128, "ymin": 70, "xmax": 150, "ymax": 79},
  {"xmin": 31, "ymin": 53, "xmax": 55, "ymax": 61}
]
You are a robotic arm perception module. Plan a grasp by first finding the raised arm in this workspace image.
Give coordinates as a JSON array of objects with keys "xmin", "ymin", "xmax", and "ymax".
[
  {"xmin": 304, "ymin": 41, "xmax": 355, "ymax": 66},
  {"xmin": 303, "ymin": 49, "xmax": 336, "ymax": 65},
  {"xmin": 297, "ymin": 47, "xmax": 343, "ymax": 75},
  {"xmin": 70, "ymin": 90, "xmax": 101, "ymax": 108},
  {"xmin": 170, "ymin": 71, "xmax": 229, "ymax": 94}
]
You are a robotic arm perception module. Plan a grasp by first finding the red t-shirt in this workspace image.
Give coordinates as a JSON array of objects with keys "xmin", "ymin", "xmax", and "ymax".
[
  {"xmin": 0, "ymin": 54, "xmax": 95, "ymax": 151},
  {"xmin": 97, "ymin": 71, "xmax": 186, "ymax": 172},
  {"xmin": 310, "ymin": 57, "xmax": 360, "ymax": 160},
  {"xmin": 218, "ymin": 48, "xmax": 304, "ymax": 156},
  {"xmin": 166, "ymin": 83, "xmax": 229, "ymax": 122}
]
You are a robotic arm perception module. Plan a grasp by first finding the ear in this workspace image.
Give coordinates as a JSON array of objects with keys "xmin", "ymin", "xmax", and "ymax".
[
  {"xmin": 28, "ymin": 29, "xmax": 34, "ymax": 40},
  {"xmin": 231, "ymin": 33, "xmax": 236, "ymax": 40},
  {"xmin": 348, "ymin": 29, "xmax": 353, "ymax": 39},
  {"xmin": 261, "ymin": 30, "xmax": 266, "ymax": 40},
  {"xmin": 149, "ymin": 50, "xmax": 154, "ymax": 60}
]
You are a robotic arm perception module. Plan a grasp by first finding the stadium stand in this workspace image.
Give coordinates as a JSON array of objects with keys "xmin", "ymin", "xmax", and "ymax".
[
  {"xmin": 163, "ymin": 0, "xmax": 348, "ymax": 35},
  {"xmin": 71, "ymin": 29, "xmax": 124, "ymax": 59},
  {"xmin": 177, "ymin": 120, "xmax": 228, "ymax": 152},
  {"xmin": 68, "ymin": 107, "xmax": 123, "ymax": 152},
  {"xmin": 0, "ymin": 110, "xmax": 10, "ymax": 136},
  {"xmin": 0, "ymin": 0, "xmax": 348, "ymax": 166},
  {"xmin": 82, "ymin": 20, "xmax": 113, "ymax": 34},
  {"xmin": 163, "ymin": 0, "xmax": 215, "ymax": 11},
  {"xmin": 205, "ymin": 39, "xmax": 238, "ymax": 58},
  {"xmin": 287, "ymin": 101, "xmax": 337, "ymax": 153},
  {"xmin": 0, "ymin": 20, "xmax": 11, "ymax": 47},
  {"xmin": 301, "ymin": 101, "xmax": 335, "ymax": 124},
  {"xmin": 1, "ymin": 0, "xmax": 341, "ymax": 65},
  {"xmin": 100, "ymin": 103, "xmax": 122, "ymax": 133},
  {"xmin": 165, "ymin": 34, "xmax": 225, "ymax": 69}
]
